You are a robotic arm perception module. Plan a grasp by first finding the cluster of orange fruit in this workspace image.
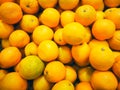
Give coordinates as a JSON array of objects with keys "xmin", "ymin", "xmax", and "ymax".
[{"xmin": 0, "ymin": 0, "xmax": 120, "ymax": 90}]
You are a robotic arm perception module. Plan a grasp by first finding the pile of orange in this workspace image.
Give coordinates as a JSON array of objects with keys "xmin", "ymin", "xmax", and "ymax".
[{"xmin": 0, "ymin": 0, "xmax": 120, "ymax": 90}]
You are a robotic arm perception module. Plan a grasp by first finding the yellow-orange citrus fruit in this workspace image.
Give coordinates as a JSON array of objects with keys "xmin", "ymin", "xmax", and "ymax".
[
  {"xmin": 75, "ymin": 5, "xmax": 96, "ymax": 26},
  {"xmin": 52, "ymin": 80, "xmax": 74, "ymax": 90},
  {"xmin": 0, "ymin": 47, "xmax": 21, "ymax": 68},
  {"xmin": 89, "ymin": 46, "xmax": 114, "ymax": 71},
  {"xmin": 38, "ymin": 0, "xmax": 57, "ymax": 9},
  {"xmin": 44, "ymin": 61, "xmax": 66, "ymax": 83},
  {"xmin": 91, "ymin": 70, "xmax": 118, "ymax": 90},
  {"xmin": 92, "ymin": 19, "xmax": 116, "ymax": 40},
  {"xmin": 0, "ymin": 72, "xmax": 28, "ymax": 90},
  {"xmin": 0, "ymin": 20, "xmax": 14, "ymax": 39},
  {"xmin": 62, "ymin": 22, "xmax": 86, "ymax": 45},
  {"xmin": 9, "ymin": 30, "xmax": 30, "ymax": 48},
  {"xmin": 0, "ymin": 2, "xmax": 23, "ymax": 24},
  {"xmin": 20, "ymin": 14, "xmax": 39, "ymax": 33},
  {"xmin": 20, "ymin": 0, "xmax": 39, "ymax": 14},
  {"xmin": 72, "ymin": 42, "xmax": 90, "ymax": 66},
  {"xmin": 39, "ymin": 8, "xmax": 60, "ymax": 28},
  {"xmin": 38, "ymin": 40, "xmax": 59, "ymax": 62},
  {"xmin": 104, "ymin": 0, "xmax": 120, "ymax": 8},
  {"xmin": 32, "ymin": 25, "xmax": 54, "ymax": 45}
]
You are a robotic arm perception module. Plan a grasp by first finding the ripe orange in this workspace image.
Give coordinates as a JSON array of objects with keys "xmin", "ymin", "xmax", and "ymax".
[
  {"xmin": 0, "ymin": 72, "xmax": 28, "ymax": 90},
  {"xmin": 113, "ymin": 51, "xmax": 120, "ymax": 60},
  {"xmin": 33, "ymin": 75, "xmax": 52, "ymax": 90},
  {"xmin": 62, "ymin": 22, "xmax": 86, "ymax": 45},
  {"xmin": 58, "ymin": 46, "xmax": 72, "ymax": 64},
  {"xmin": 78, "ymin": 66, "xmax": 94, "ymax": 82},
  {"xmin": 0, "ymin": 20, "xmax": 14, "ymax": 39},
  {"xmin": 59, "ymin": 0, "xmax": 79, "ymax": 10},
  {"xmin": 53, "ymin": 28, "xmax": 67, "ymax": 45},
  {"xmin": 112, "ymin": 55, "xmax": 120, "ymax": 78},
  {"xmin": 38, "ymin": 0, "xmax": 57, "ymax": 9},
  {"xmin": 92, "ymin": 19, "xmax": 116, "ymax": 40},
  {"xmin": 72, "ymin": 42, "xmax": 90, "ymax": 66},
  {"xmin": 91, "ymin": 70, "xmax": 118, "ymax": 90},
  {"xmin": 104, "ymin": 0, "xmax": 120, "ymax": 8},
  {"xmin": 1, "ymin": 39, "xmax": 11, "ymax": 48},
  {"xmin": 0, "ymin": 2, "xmax": 23, "ymax": 24},
  {"xmin": 20, "ymin": 0, "xmax": 39, "ymax": 14},
  {"xmin": 75, "ymin": 5, "xmax": 96, "ymax": 26},
  {"xmin": 89, "ymin": 46, "xmax": 114, "ymax": 71},
  {"xmin": 20, "ymin": 14, "xmax": 39, "ymax": 33},
  {"xmin": 52, "ymin": 80, "xmax": 74, "ymax": 90},
  {"xmin": 60, "ymin": 10, "xmax": 75, "ymax": 27},
  {"xmin": 44, "ymin": 61, "xmax": 66, "ymax": 83},
  {"xmin": 0, "ymin": 0, "xmax": 15, "ymax": 5},
  {"xmin": 9, "ymin": 30, "xmax": 30, "ymax": 48},
  {"xmin": 32, "ymin": 25, "xmax": 54, "ymax": 45},
  {"xmin": 0, "ymin": 47, "xmax": 21, "ymax": 68},
  {"xmin": 39, "ymin": 8, "xmax": 60, "ymax": 28},
  {"xmin": 96, "ymin": 11, "xmax": 105, "ymax": 20},
  {"xmin": 24, "ymin": 42, "xmax": 38, "ymax": 56},
  {"xmin": 75, "ymin": 81, "xmax": 93, "ymax": 90},
  {"xmin": 81, "ymin": 0, "xmax": 104, "ymax": 11},
  {"xmin": 108, "ymin": 30, "xmax": 120, "ymax": 50},
  {"xmin": 38, "ymin": 40, "xmax": 59, "ymax": 62},
  {"xmin": 88, "ymin": 39, "xmax": 109, "ymax": 49},
  {"xmin": 104, "ymin": 8, "xmax": 120, "ymax": 29},
  {"xmin": 65, "ymin": 65, "xmax": 77, "ymax": 83}
]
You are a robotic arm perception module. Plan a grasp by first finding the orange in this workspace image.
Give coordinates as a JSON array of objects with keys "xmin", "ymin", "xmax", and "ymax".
[
  {"xmin": 75, "ymin": 5, "xmax": 96, "ymax": 26},
  {"xmin": 72, "ymin": 42, "xmax": 90, "ymax": 66},
  {"xmin": 0, "ymin": 72, "xmax": 28, "ymax": 90},
  {"xmin": 88, "ymin": 39, "xmax": 109, "ymax": 49},
  {"xmin": 38, "ymin": 0, "xmax": 57, "ymax": 9},
  {"xmin": 20, "ymin": 14, "xmax": 39, "ymax": 33},
  {"xmin": 0, "ymin": 20, "xmax": 14, "ymax": 39},
  {"xmin": 89, "ymin": 46, "xmax": 114, "ymax": 71},
  {"xmin": 0, "ymin": 47, "xmax": 21, "ymax": 68},
  {"xmin": 57, "ymin": 46, "xmax": 72, "ymax": 64},
  {"xmin": 75, "ymin": 81, "xmax": 93, "ymax": 90},
  {"xmin": 0, "ymin": 69, "xmax": 8, "ymax": 80},
  {"xmin": 33, "ymin": 75, "xmax": 52, "ymax": 90},
  {"xmin": 38, "ymin": 40, "xmax": 59, "ymax": 62},
  {"xmin": 60, "ymin": 10, "xmax": 75, "ymax": 27},
  {"xmin": 104, "ymin": 0, "xmax": 120, "ymax": 8},
  {"xmin": 113, "ymin": 51, "xmax": 120, "ymax": 60},
  {"xmin": 0, "ymin": 0, "xmax": 15, "ymax": 5},
  {"xmin": 112, "ymin": 55, "xmax": 120, "ymax": 78},
  {"xmin": 59, "ymin": 0, "xmax": 79, "ymax": 10},
  {"xmin": 20, "ymin": 0, "xmax": 39, "ymax": 14},
  {"xmin": 0, "ymin": 2, "xmax": 23, "ymax": 24},
  {"xmin": 1, "ymin": 38, "xmax": 11, "ymax": 48},
  {"xmin": 108, "ymin": 30, "xmax": 120, "ymax": 50},
  {"xmin": 9, "ymin": 30, "xmax": 30, "ymax": 48},
  {"xmin": 53, "ymin": 28, "xmax": 66, "ymax": 45},
  {"xmin": 65, "ymin": 65, "xmax": 77, "ymax": 83},
  {"xmin": 39, "ymin": 8, "xmax": 60, "ymax": 28},
  {"xmin": 62, "ymin": 22, "xmax": 86, "ymax": 45},
  {"xmin": 24, "ymin": 42, "xmax": 38, "ymax": 56},
  {"xmin": 81, "ymin": 0, "xmax": 104, "ymax": 11},
  {"xmin": 32, "ymin": 25, "xmax": 54, "ymax": 45},
  {"xmin": 96, "ymin": 11, "xmax": 105, "ymax": 20},
  {"xmin": 91, "ymin": 70, "xmax": 118, "ymax": 90},
  {"xmin": 82, "ymin": 27, "xmax": 92, "ymax": 43},
  {"xmin": 104, "ymin": 8, "xmax": 120, "ymax": 29},
  {"xmin": 92, "ymin": 19, "xmax": 116, "ymax": 40},
  {"xmin": 44, "ymin": 61, "xmax": 66, "ymax": 83},
  {"xmin": 52, "ymin": 80, "xmax": 74, "ymax": 90},
  {"xmin": 78, "ymin": 66, "xmax": 94, "ymax": 82}
]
